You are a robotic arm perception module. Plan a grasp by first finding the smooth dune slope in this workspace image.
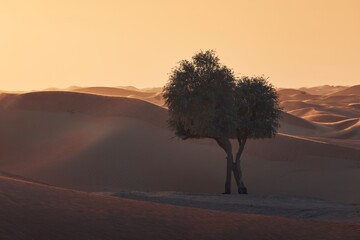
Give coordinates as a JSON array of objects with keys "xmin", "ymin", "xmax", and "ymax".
[
  {"xmin": 72, "ymin": 87, "xmax": 156, "ymax": 98},
  {"xmin": 72, "ymin": 87, "xmax": 165, "ymax": 106},
  {"xmin": 0, "ymin": 91, "xmax": 167, "ymax": 126},
  {"xmin": 0, "ymin": 176, "xmax": 359, "ymax": 240},
  {"xmin": 0, "ymin": 91, "xmax": 359, "ymax": 203}
]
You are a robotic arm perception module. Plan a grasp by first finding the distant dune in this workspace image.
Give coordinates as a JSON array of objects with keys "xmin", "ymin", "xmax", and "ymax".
[
  {"xmin": 328, "ymin": 85, "xmax": 360, "ymax": 96},
  {"xmin": 278, "ymin": 111, "xmax": 317, "ymax": 136},
  {"xmin": 277, "ymin": 89, "xmax": 320, "ymax": 102},
  {"xmin": 0, "ymin": 91, "xmax": 167, "ymax": 126},
  {"xmin": 72, "ymin": 87, "xmax": 165, "ymax": 106},
  {"xmin": 349, "ymin": 103, "xmax": 360, "ymax": 109},
  {"xmin": 303, "ymin": 113, "xmax": 350, "ymax": 123},
  {"xmin": 299, "ymin": 85, "xmax": 348, "ymax": 95},
  {"xmin": 280, "ymin": 100, "xmax": 320, "ymax": 112},
  {"xmin": 1, "ymin": 176, "xmax": 359, "ymax": 240},
  {"xmin": 72, "ymin": 86, "xmax": 156, "ymax": 98},
  {"xmin": 278, "ymin": 85, "xmax": 360, "ymax": 141}
]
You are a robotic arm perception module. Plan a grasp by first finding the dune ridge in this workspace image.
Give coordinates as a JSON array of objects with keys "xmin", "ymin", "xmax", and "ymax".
[{"xmin": 328, "ymin": 85, "xmax": 360, "ymax": 96}]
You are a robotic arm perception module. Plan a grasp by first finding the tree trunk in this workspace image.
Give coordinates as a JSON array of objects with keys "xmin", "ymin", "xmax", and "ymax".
[
  {"xmin": 215, "ymin": 138, "xmax": 233, "ymax": 194},
  {"xmin": 232, "ymin": 136, "xmax": 248, "ymax": 194},
  {"xmin": 225, "ymin": 150, "xmax": 233, "ymax": 194}
]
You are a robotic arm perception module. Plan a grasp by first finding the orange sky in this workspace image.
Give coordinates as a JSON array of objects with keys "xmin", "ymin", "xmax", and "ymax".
[{"xmin": 0, "ymin": 0, "xmax": 359, "ymax": 91}]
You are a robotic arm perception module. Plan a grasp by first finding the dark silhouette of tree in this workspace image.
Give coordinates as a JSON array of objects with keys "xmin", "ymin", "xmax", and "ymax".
[
  {"xmin": 231, "ymin": 76, "xmax": 281, "ymax": 194},
  {"xmin": 163, "ymin": 50, "xmax": 281, "ymax": 194}
]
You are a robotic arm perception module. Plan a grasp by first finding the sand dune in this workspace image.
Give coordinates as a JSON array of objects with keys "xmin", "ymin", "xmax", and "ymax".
[
  {"xmin": 277, "ymin": 89, "xmax": 319, "ymax": 101},
  {"xmin": 0, "ymin": 170, "xmax": 47, "ymax": 184},
  {"xmin": 288, "ymin": 107, "xmax": 325, "ymax": 118},
  {"xmin": 141, "ymin": 87, "xmax": 163, "ymax": 92},
  {"xmin": 0, "ymin": 86, "xmax": 358, "ymax": 239},
  {"xmin": 349, "ymin": 103, "xmax": 360, "ymax": 109},
  {"xmin": 303, "ymin": 113, "xmax": 350, "ymax": 123},
  {"xmin": 72, "ymin": 86, "xmax": 165, "ymax": 106},
  {"xmin": 328, "ymin": 85, "xmax": 360, "ymax": 96},
  {"xmin": 52, "ymin": 85, "xmax": 359, "ymax": 127},
  {"xmin": 1, "ymin": 176, "xmax": 359, "ymax": 240},
  {"xmin": 278, "ymin": 111, "xmax": 317, "ymax": 136},
  {"xmin": 0, "ymin": 91, "xmax": 167, "ymax": 126},
  {"xmin": 73, "ymin": 86, "xmax": 156, "ymax": 98},
  {"xmin": 0, "ymin": 91, "xmax": 359, "ymax": 204},
  {"xmin": 278, "ymin": 89, "xmax": 308, "ymax": 96},
  {"xmin": 311, "ymin": 119, "xmax": 360, "ymax": 139},
  {"xmin": 315, "ymin": 95, "xmax": 360, "ymax": 107},
  {"xmin": 321, "ymin": 118, "xmax": 360, "ymax": 131},
  {"xmin": 284, "ymin": 102, "xmax": 359, "ymax": 119},
  {"xmin": 288, "ymin": 108, "xmax": 350, "ymax": 123},
  {"xmin": 280, "ymin": 100, "xmax": 320, "ymax": 111},
  {"xmin": 116, "ymin": 85, "xmax": 140, "ymax": 91},
  {"xmin": 299, "ymin": 85, "xmax": 348, "ymax": 95},
  {"xmin": 278, "ymin": 85, "xmax": 359, "ymax": 141},
  {"xmin": 329, "ymin": 127, "xmax": 359, "ymax": 139}
]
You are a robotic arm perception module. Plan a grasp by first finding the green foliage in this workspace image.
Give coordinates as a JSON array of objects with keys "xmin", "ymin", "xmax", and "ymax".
[
  {"xmin": 163, "ymin": 50, "xmax": 281, "ymax": 141},
  {"xmin": 163, "ymin": 50, "xmax": 237, "ymax": 139},
  {"xmin": 235, "ymin": 76, "xmax": 281, "ymax": 139}
]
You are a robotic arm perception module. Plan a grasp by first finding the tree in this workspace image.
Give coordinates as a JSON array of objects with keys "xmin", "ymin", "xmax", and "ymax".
[
  {"xmin": 231, "ymin": 76, "xmax": 281, "ymax": 194},
  {"xmin": 163, "ymin": 50, "xmax": 281, "ymax": 194}
]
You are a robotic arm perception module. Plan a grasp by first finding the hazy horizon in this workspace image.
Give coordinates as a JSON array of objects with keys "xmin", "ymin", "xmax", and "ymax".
[{"xmin": 0, "ymin": 83, "xmax": 355, "ymax": 93}]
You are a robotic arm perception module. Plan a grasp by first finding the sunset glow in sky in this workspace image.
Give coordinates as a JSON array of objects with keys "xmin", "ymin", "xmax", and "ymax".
[{"xmin": 1, "ymin": 0, "xmax": 359, "ymax": 91}]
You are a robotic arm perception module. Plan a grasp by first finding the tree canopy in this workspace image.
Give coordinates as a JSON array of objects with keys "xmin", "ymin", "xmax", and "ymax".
[
  {"xmin": 235, "ymin": 76, "xmax": 281, "ymax": 139},
  {"xmin": 163, "ymin": 50, "xmax": 281, "ymax": 194},
  {"xmin": 163, "ymin": 50, "xmax": 238, "ymax": 140}
]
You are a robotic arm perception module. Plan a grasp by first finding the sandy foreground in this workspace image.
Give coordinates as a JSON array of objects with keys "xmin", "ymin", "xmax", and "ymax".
[
  {"xmin": 0, "ymin": 175, "xmax": 359, "ymax": 240},
  {"xmin": 113, "ymin": 191, "xmax": 360, "ymax": 223}
]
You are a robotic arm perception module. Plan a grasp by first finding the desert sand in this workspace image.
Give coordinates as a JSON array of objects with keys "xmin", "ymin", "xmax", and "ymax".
[
  {"xmin": 0, "ymin": 85, "xmax": 359, "ymax": 239},
  {"xmin": 0, "ymin": 175, "xmax": 359, "ymax": 240},
  {"xmin": 72, "ymin": 86, "xmax": 165, "ymax": 106},
  {"xmin": 0, "ymin": 87, "xmax": 359, "ymax": 203},
  {"xmin": 113, "ymin": 191, "xmax": 360, "ymax": 223}
]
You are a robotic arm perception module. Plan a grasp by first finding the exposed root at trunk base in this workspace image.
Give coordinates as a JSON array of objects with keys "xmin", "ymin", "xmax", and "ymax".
[{"xmin": 238, "ymin": 187, "xmax": 248, "ymax": 194}]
